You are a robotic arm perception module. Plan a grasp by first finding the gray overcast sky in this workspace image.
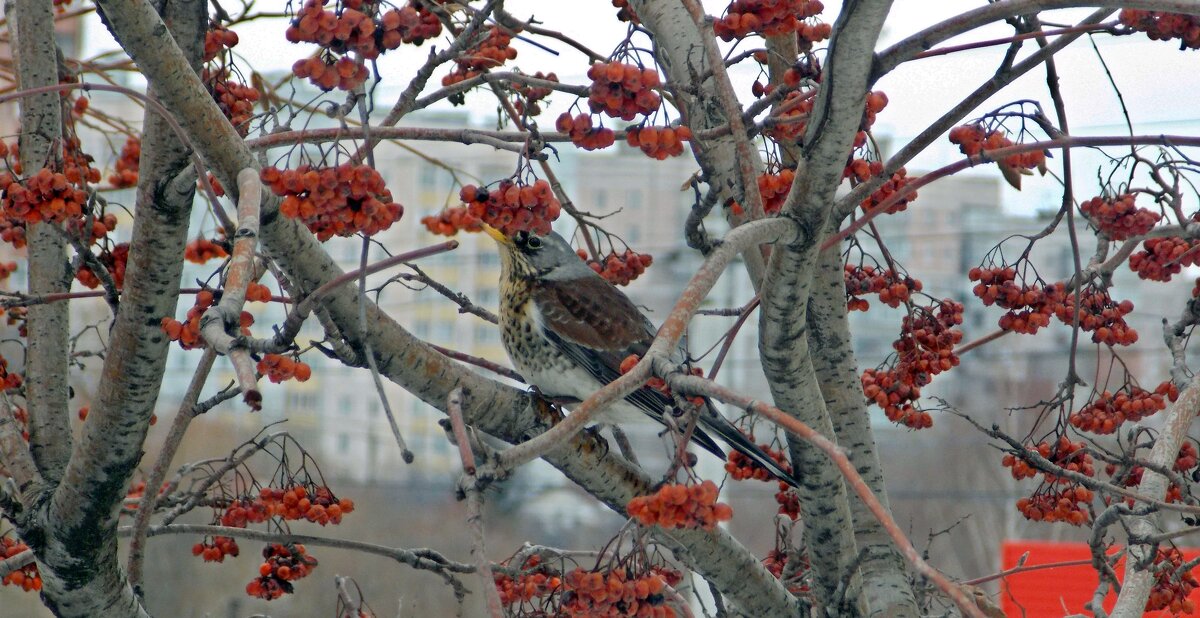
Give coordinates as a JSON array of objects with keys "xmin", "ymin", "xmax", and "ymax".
[{"xmin": 81, "ymin": 2, "xmax": 1200, "ymax": 212}]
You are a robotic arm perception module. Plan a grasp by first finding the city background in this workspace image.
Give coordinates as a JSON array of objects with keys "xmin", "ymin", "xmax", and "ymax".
[{"xmin": 1, "ymin": 5, "xmax": 1199, "ymax": 617}]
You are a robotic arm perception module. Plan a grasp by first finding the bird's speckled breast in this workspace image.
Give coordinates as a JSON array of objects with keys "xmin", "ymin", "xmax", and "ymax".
[{"xmin": 499, "ymin": 278, "xmax": 573, "ymax": 381}]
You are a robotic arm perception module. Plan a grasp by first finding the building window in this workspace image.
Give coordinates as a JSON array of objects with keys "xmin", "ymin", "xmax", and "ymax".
[{"xmin": 338, "ymin": 433, "xmax": 350, "ymax": 454}]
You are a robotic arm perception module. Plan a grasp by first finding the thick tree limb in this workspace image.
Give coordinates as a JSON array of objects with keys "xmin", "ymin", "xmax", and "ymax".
[
  {"xmin": 756, "ymin": 0, "xmax": 894, "ymax": 610},
  {"xmin": 25, "ymin": 0, "xmax": 205, "ymax": 614},
  {"xmin": 13, "ymin": 0, "xmax": 72, "ymax": 486},
  {"xmin": 809, "ymin": 241, "xmax": 918, "ymax": 617}
]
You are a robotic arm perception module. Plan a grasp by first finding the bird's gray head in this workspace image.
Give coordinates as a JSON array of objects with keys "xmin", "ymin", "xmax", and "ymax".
[{"xmin": 484, "ymin": 226, "xmax": 593, "ymax": 281}]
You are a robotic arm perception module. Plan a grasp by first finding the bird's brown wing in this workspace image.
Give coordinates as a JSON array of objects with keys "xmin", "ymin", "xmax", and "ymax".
[
  {"xmin": 531, "ymin": 278, "xmax": 726, "ymax": 457},
  {"xmin": 532, "ymin": 277, "xmax": 650, "ymax": 352},
  {"xmin": 532, "ymin": 278, "xmax": 800, "ymax": 487}
]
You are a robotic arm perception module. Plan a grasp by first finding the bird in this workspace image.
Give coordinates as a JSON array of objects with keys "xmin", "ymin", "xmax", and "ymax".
[{"xmin": 484, "ymin": 225, "xmax": 799, "ymax": 487}]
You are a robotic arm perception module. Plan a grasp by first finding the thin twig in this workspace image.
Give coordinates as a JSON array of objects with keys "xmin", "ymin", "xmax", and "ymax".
[{"xmin": 127, "ymin": 347, "xmax": 218, "ymax": 592}]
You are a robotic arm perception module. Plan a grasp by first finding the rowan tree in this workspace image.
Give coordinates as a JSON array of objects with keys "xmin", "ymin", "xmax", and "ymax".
[{"xmin": 1, "ymin": 1, "xmax": 1200, "ymax": 617}]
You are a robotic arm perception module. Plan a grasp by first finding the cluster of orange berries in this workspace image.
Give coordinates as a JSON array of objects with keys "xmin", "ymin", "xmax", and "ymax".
[
  {"xmin": 0, "ymin": 260, "xmax": 16, "ymax": 281},
  {"xmin": 1145, "ymin": 547, "xmax": 1199, "ymax": 614},
  {"xmin": 0, "ymin": 167, "xmax": 89, "ymax": 224},
  {"xmin": 421, "ymin": 206, "xmax": 482, "ymax": 236},
  {"xmin": 203, "ymin": 68, "xmax": 260, "ymax": 136},
  {"xmin": 844, "ymin": 264, "xmax": 922, "ymax": 311},
  {"xmin": 893, "ymin": 300, "xmax": 963, "ymax": 376},
  {"xmin": 245, "ymin": 282, "xmax": 272, "ymax": 303},
  {"xmin": 1080, "ymin": 193, "xmax": 1159, "ymax": 240},
  {"xmin": 1005, "ymin": 436, "xmax": 1096, "ymax": 525},
  {"xmin": 193, "ymin": 536, "xmax": 240, "ymax": 562},
  {"xmin": 257, "ymin": 354, "xmax": 313, "ymax": 384},
  {"xmin": 1130, "ymin": 236, "xmax": 1200, "ymax": 281},
  {"xmin": 292, "ymin": 54, "xmax": 370, "ymax": 92},
  {"xmin": 203, "ymin": 23, "xmax": 240, "ymax": 63},
  {"xmin": 288, "ymin": 0, "xmax": 442, "ymax": 52},
  {"xmin": 775, "ymin": 483, "xmax": 801, "ymax": 520},
  {"xmin": 860, "ymin": 167, "xmax": 915, "ymax": 215},
  {"xmin": 287, "ymin": 0, "xmax": 378, "ymax": 55},
  {"xmin": 0, "ymin": 218, "xmax": 26, "ymax": 248},
  {"xmin": 76, "ymin": 243, "xmax": 129, "ymax": 289},
  {"xmin": 1120, "ymin": 10, "xmax": 1200, "ymax": 50},
  {"xmin": 948, "ymin": 123, "xmax": 1046, "ymax": 170},
  {"xmin": 262, "ymin": 164, "xmax": 402, "ymax": 240},
  {"xmin": 457, "ymin": 180, "xmax": 560, "ymax": 237},
  {"xmin": 1106, "ymin": 442, "xmax": 1197, "ymax": 504},
  {"xmin": 1056, "ymin": 287, "xmax": 1137, "ymax": 346},
  {"xmin": 587, "ymin": 62, "xmax": 662, "ymax": 121},
  {"xmin": 1069, "ymin": 381, "xmax": 1178, "ymax": 434},
  {"xmin": 969, "ymin": 266, "xmax": 1058, "ymax": 334},
  {"xmin": 555, "ymin": 113, "xmax": 616, "ymax": 150},
  {"xmin": 286, "ymin": 0, "xmax": 439, "ymax": 89},
  {"xmin": 512, "ymin": 72, "xmax": 558, "ymax": 117},
  {"xmin": 861, "ymin": 300, "xmax": 962, "ymax": 429},
  {"xmin": 108, "ymin": 136, "xmax": 141, "ymax": 189},
  {"xmin": 246, "ymin": 543, "xmax": 318, "ymax": 600},
  {"xmin": 725, "ymin": 439, "xmax": 791, "ymax": 482},
  {"xmin": 443, "ymin": 27, "xmax": 518, "ymax": 89},
  {"xmin": 627, "ymin": 481, "xmax": 732, "ymax": 531},
  {"xmin": 860, "ymin": 368, "xmax": 926, "ymax": 428},
  {"xmin": 161, "ymin": 289, "xmax": 255, "ymax": 350},
  {"xmin": 755, "ymin": 168, "xmax": 796, "ymax": 215},
  {"xmin": 493, "ymin": 554, "xmax": 683, "ymax": 617},
  {"xmin": 624, "ymin": 126, "xmax": 693, "ymax": 160},
  {"xmin": 1003, "ymin": 436, "xmax": 1095, "ymax": 481},
  {"xmin": 1, "ymin": 535, "xmax": 40, "ymax": 592},
  {"xmin": 579, "ymin": 249, "xmax": 653, "ymax": 286},
  {"xmin": 765, "ymin": 91, "xmax": 815, "ymax": 142},
  {"xmin": 185, "ymin": 237, "xmax": 229, "ymax": 264},
  {"xmin": 66, "ymin": 212, "xmax": 118, "ymax": 247},
  {"xmin": 494, "ymin": 555, "xmax": 561, "ymax": 608},
  {"xmin": 224, "ymin": 485, "xmax": 355, "ymax": 528},
  {"xmin": 844, "ymin": 158, "xmax": 881, "ymax": 183},
  {"xmin": 713, "ymin": 0, "xmax": 825, "ymax": 41},
  {"xmin": 1016, "ymin": 486, "xmax": 1093, "ymax": 525},
  {"xmin": 560, "ymin": 567, "xmax": 681, "ymax": 618}
]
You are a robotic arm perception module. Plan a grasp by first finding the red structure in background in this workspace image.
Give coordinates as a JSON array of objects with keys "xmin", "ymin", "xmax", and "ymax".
[{"xmin": 1001, "ymin": 540, "xmax": 1200, "ymax": 616}]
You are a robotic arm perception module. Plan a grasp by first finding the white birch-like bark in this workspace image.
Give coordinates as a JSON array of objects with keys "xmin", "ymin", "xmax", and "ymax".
[{"xmin": 12, "ymin": 0, "xmax": 72, "ymax": 485}]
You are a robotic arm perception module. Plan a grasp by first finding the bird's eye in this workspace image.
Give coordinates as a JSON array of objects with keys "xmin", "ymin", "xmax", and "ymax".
[{"xmin": 526, "ymin": 235, "xmax": 543, "ymax": 250}]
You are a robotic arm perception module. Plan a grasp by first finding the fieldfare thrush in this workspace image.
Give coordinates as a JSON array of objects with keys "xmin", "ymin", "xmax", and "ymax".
[{"xmin": 486, "ymin": 227, "xmax": 798, "ymax": 486}]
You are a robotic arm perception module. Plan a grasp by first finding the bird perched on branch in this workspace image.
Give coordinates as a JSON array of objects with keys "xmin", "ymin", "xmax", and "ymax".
[{"xmin": 485, "ymin": 226, "xmax": 798, "ymax": 487}]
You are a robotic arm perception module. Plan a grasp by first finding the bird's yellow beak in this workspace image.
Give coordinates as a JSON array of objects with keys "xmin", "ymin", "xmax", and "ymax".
[{"xmin": 481, "ymin": 223, "xmax": 511, "ymax": 245}]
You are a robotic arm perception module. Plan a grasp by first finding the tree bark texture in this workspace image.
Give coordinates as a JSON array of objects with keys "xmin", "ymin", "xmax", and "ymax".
[
  {"xmin": 12, "ymin": 0, "xmax": 72, "ymax": 486},
  {"xmin": 13, "ymin": 0, "xmax": 205, "ymax": 615}
]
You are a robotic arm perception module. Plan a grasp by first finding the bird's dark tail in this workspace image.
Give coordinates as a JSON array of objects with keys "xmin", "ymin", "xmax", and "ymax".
[{"xmin": 695, "ymin": 401, "xmax": 800, "ymax": 488}]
